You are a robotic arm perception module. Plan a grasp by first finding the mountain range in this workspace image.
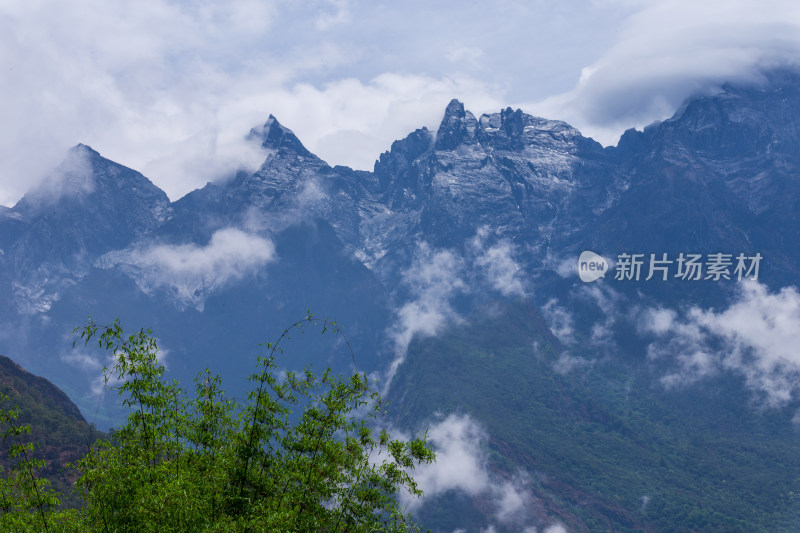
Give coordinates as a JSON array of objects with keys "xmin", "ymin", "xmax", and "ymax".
[{"xmin": 2, "ymin": 68, "xmax": 800, "ymax": 531}]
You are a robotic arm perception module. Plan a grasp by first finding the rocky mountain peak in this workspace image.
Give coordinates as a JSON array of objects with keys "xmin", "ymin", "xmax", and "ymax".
[
  {"xmin": 1, "ymin": 146, "xmax": 170, "ymax": 299},
  {"xmin": 435, "ymin": 99, "xmax": 479, "ymax": 150},
  {"xmin": 248, "ymin": 114, "xmax": 314, "ymax": 158},
  {"xmin": 14, "ymin": 143, "xmax": 169, "ymax": 214},
  {"xmin": 500, "ymin": 106, "xmax": 524, "ymax": 137},
  {"xmin": 642, "ymin": 68, "xmax": 800, "ymax": 159}
]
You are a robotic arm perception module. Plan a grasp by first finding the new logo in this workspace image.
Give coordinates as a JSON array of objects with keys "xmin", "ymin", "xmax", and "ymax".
[{"xmin": 578, "ymin": 251, "xmax": 608, "ymax": 283}]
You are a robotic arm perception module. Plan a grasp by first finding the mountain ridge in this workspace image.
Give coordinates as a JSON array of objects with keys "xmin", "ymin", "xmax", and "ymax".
[
  {"xmin": 1, "ymin": 67, "xmax": 800, "ymax": 531},
  {"xmin": 0, "ymin": 351, "xmax": 102, "ymax": 507}
]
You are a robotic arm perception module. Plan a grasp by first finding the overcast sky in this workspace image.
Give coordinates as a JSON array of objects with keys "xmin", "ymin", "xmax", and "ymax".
[{"xmin": 1, "ymin": 0, "xmax": 799, "ymax": 206}]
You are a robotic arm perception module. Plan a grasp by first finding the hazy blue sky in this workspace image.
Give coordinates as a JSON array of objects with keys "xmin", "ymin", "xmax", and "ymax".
[{"xmin": 1, "ymin": 0, "xmax": 799, "ymax": 205}]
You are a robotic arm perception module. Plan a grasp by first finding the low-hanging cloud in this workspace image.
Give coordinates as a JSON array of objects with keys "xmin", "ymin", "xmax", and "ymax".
[
  {"xmin": 383, "ymin": 230, "xmax": 530, "ymax": 390},
  {"xmin": 383, "ymin": 243, "xmax": 467, "ymax": 389},
  {"xmin": 542, "ymin": 299, "xmax": 574, "ymax": 346},
  {"xmin": 399, "ymin": 414, "xmax": 540, "ymax": 528},
  {"xmin": 20, "ymin": 145, "xmax": 94, "ymax": 208},
  {"xmin": 644, "ymin": 281, "xmax": 800, "ymax": 406},
  {"xmin": 580, "ymin": 283, "xmax": 622, "ymax": 348},
  {"xmin": 102, "ymin": 228, "xmax": 275, "ymax": 310},
  {"xmin": 471, "ymin": 226, "xmax": 527, "ymax": 298}
]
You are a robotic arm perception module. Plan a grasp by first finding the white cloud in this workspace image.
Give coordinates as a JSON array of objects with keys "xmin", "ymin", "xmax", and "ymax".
[
  {"xmin": 132, "ymin": 228, "xmax": 274, "ymax": 280},
  {"xmin": 542, "ymin": 299, "xmax": 574, "ymax": 345},
  {"xmin": 262, "ymin": 73, "xmax": 502, "ymax": 170},
  {"xmin": 399, "ymin": 414, "xmax": 536, "ymax": 526},
  {"xmin": 472, "ymin": 226, "xmax": 527, "ymax": 298},
  {"xmin": 101, "ymin": 228, "xmax": 275, "ymax": 310},
  {"xmin": 296, "ymin": 179, "xmax": 328, "ymax": 207},
  {"xmin": 382, "ymin": 230, "xmax": 530, "ymax": 391},
  {"xmin": 525, "ymin": 0, "xmax": 800, "ymax": 145},
  {"xmin": 21, "ymin": 145, "xmax": 94, "ymax": 208},
  {"xmin": 313, "ymin": 0, "xmax": 352, "ymax": 30},
  {"xmin": 643, "ymin": 307, "xmax": 677, "ymax": 336},
  {"xmin": 383, "ymin": 243, "xmax": 467, "ymax": 390},
  {"xmin": 578, "ymin": 284, "xmax": 621, "ymax": 348},
  {"xmin": 4, "ymin": 0, "xmax": 795, "ymax": 208},
  {"xmin": 552, "ymin": 255, "xmax": 578, "ymax": 279},
  {"xmin": 552, "ymin": 352, "xmax": 592, "ymax": 375},
  {"xmin": 0, "ymin": 0, "xmax": 280, "ymax": 205},
  {"xmin": 403, "ymin": 414, "xmax": 491, "ymax": 504},
  {"xmin": 61, "ymin": 350, "xmax": 103, "ymax": 374},
  {"xmin": 0, "ymin": 0, "xmax": 505, "ymax": 206},
  {"xmin": 644, "ymin": 282, "xmax": 800, "ymax": 406}
]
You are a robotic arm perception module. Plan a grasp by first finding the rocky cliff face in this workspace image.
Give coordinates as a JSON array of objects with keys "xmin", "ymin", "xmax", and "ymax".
[{"xmin": 1, "ymin": 68, "xmax": 797, "ymax": 372}]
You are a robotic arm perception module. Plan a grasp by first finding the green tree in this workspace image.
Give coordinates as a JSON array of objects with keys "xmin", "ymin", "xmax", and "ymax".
[
  {"xmin": 0, "ymin": 395, "xmax": 64, "ymax": 532},
  {"xmin": 57, "ymin": 316, "xmax": 436, "ymax": 532}
]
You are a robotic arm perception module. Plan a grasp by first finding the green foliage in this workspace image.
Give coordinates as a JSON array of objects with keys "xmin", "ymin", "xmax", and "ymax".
[
  {"xmin": 0, "ymin": 357, "xmax": 103, "ymax": 508},
  {"xmin": 0, "ymin": 394, "xmax": 83, "ymax": 531},
  {"xmin": 0, "ymin": 316, "xmax": 435, "ymax": 532}
]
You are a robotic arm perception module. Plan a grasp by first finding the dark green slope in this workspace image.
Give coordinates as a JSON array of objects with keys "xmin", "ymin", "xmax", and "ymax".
[
  {"xmin": 0, "ymin": 354, "xmax": 102, "ymax": 505},
  {"xmin": 388, "ymin": 301, "xmax": 800, "ymax": 532}
]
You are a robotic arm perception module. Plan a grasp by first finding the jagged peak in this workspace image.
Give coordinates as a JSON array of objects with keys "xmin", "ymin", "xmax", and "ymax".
[
  {"xmin": 374, "ymin": 127, "xmax": 434, "ymax": 175},
  {"xmin": 442, "ymin": 99, "xmax": 466, "ymax": 119},
  {"xmin": 248, "ymin": 115, "xmax": 314, "ymax": 158},
  {"xmin": 70, "ymin": 143, "xmax": 97, "ymax": 155},
  {"xmin": 500, "ymin": 107, "xmax": 525, "ymax": 137},
  {"xmin": 435, "ymin": 99, "xmax": 478, "ymax": 151},
  {"xmin": 14, "ymin": 144, "xmax": 168, "ymax": 214}
]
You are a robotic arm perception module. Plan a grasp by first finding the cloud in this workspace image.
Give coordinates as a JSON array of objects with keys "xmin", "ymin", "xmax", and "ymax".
[
  {"xmin": 101, "ymin": 228, "xmax": 275, "ymax": 310},
  {"xmin": 21, "ymin": 145, "xmax": 94, "ymax": 208},
  {"xmin": 525, "ymin": 0, "xmax": 800, "ymax": 145},
  {"xmin": 552, "ymin": 255, "xmax": 578, "ymax": 279},
  {"xmin": 577, "ymin": 283, "xmax": 621, "ymax": 348},
  {"xmin": 643, "ymin": 307, "xmax": 677, "ymax": 336},
  {"xmin": 402, "ymin": 414, "xmax": 490, "ymax": 504},
  {"xmin": 295, "ymin": 179, "xmax": 328, "ymax": 207},
  {"xmin": 382, "ymin": 230, "xmax": 530, "ymax": 391},
  {"xmin": 0, "ymin": 0, "xmax": 506, "ymax": 206},
  {"xmin": 471, "ymin": 226, "xmax": 527, "ymax": 298},
  {"xmin": 61, "ymin": 339, "xmax": 171, "ymax": 397},
  {"xmin": 0, "ymin": 0, "xmax": 280, "ymax": 205},
  {"xmin": 6, "ymin": 0, "xmax": 794, "ymax": 207},
  {"xmin": 542, "ymin": 285, "xmax": 623, "ymax": 374},
  {"xmin": 61, "ymin": 350, "xmax": 104, "ymax": 374},
  {"xmin": 262, "ymin": 73, "xmax": 502, "ymax": 171},
  {"xmin": 383, "ymin": 243, "xmax": 467, "ymax": 389},
  {"xmin": 542, "ymin": 299, "xmax": 574, "ymax": 345},
  {"xmin": 399, "ymin": 414, "xmax": 537, "ymax": 526},
  {"xmin": 313, "ymin": 0, "xmax": 352, "ymax": 30},
  {"xmin": 0, "ymin": 0, "xmax": 800, "ymax": 218},
  {"xmin": 237, "ymin": 173, "xmax": 331, "ymax": 236},
  {"xmin": 552, "ymin": 353, "xmax": 592, "ymax": 376},
  {"xmin": 0, "ymin": 1, "xmax": 652, "ymax": 208},
  {"xmin": 644, "ymin": 282, "xmax": 800, "ymax": 406}
]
